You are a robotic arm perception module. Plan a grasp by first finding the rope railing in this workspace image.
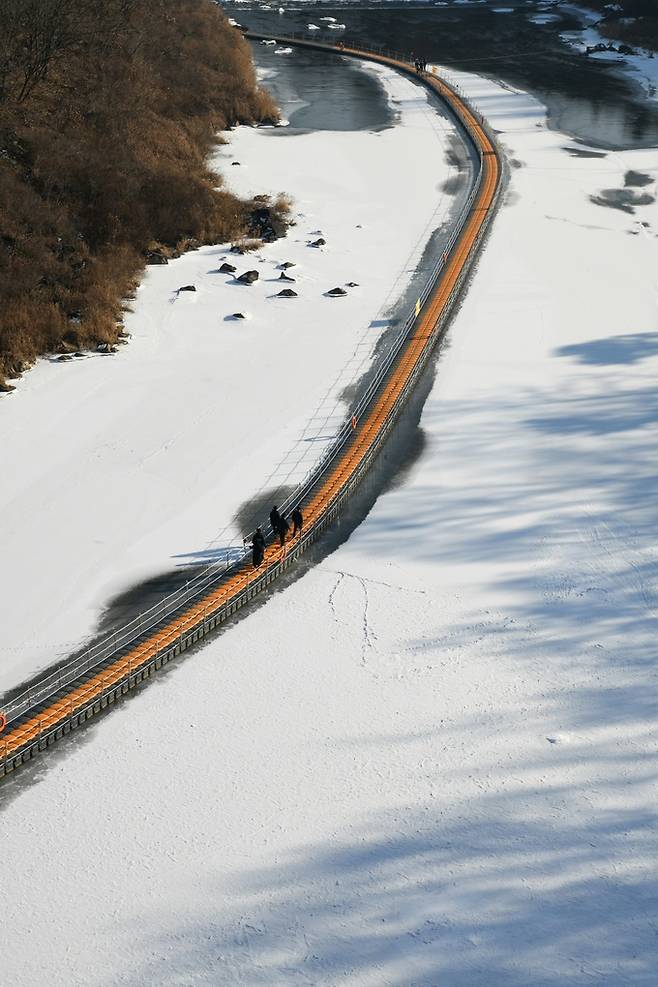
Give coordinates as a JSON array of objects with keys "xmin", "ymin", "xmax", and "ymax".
[{"xmin": 0, "ymin": 38, "xmax": 500, "ymax": 735}]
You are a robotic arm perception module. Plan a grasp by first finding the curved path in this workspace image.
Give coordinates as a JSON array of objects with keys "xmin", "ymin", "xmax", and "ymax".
[{"xmin": 0, "ymin": 40, "xmax": 502, "ymax": 778}]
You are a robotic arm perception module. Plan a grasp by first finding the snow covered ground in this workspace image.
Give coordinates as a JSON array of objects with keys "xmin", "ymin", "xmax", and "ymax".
[
  {"xmin": 0, "ymin": 60, "xmax": 466, "ymax": 694},
  {"xmin": 2, "ymin": 59, "xmax": 658, "ymax": 987}
]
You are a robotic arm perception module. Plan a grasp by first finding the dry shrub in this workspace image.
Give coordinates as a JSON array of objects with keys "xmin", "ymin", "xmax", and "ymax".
[
  {"xmin": 231, "ymin": 238, "xmax": 263, "ymax": 253},
  {"xmin": 0, "ymin": 1, "xmax": 282, "ymax": 384}
]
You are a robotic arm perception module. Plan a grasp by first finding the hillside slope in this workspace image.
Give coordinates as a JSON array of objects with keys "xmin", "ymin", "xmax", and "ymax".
[{"xmin": 0, "ymin": 0, "xmax": 277, "ymax": 387}]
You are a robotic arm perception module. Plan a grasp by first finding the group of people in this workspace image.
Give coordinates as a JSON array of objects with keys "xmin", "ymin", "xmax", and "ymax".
[
  {"xmin": 412, "ymin": 55, "xmax": 428, "ymax": 74},
  {"xmin": 249, "ymin": 504, "xmax": 304, "ymax": 568}
]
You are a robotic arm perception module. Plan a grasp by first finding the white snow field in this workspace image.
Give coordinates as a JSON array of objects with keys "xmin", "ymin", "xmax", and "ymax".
[
  {"xmin": 0, "ymin": 61, "xmax": 465, "ymax": 694},
  {"xmin": 1, "ymin": 64, "xmax": 658, "ymax": 986}
]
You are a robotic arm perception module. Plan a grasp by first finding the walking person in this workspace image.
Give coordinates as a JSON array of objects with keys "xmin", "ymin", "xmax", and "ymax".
[
  {"xmin": 269, "ymin": 505, "xmax": 281, "ymax": 537},
  {"xmin": 278, "ymin": 512, "xmax": 290, "ymax": 546},
  {"xmin": 251, "ymin": 530, "xmax": 265, "ymax": 568},
  {"xmin": 251, "ymin": 526, "xmax": 265, "ymax": 568},
  {"xmin": 292, "ymin": 506, "xmax": 303, "ymax": 537}
]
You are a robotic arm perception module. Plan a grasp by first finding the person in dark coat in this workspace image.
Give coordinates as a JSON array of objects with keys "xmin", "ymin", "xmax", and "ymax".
[
  {"xmin": 292, "ymin": 506, "xmax": 303, "ymax": 537},
  {"xmin": 278, "ymin": 513, "xmax": 290, "ymax": 546},
  {"xmin": 251, "ymin": 527, "xmax": 265, "ymax": 568},
  {"xmin": 252, "ymin": 538, "xmax": 264, "ymax": 568},
  {"xmin": 253, "ymin": 526, "xmax": 265, "ymax": 548},
  {"xmin": 269, "ymin": 505, "xmax": 281, "ymax": 536}
]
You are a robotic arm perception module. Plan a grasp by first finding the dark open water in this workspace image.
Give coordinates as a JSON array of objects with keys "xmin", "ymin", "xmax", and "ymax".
[
  {"xmin": 232, "ymin": 0, "xmax": 658, "ymax": 148},
  {"xmin": 254, "ymin": 44, "xmax": 395, "ymax": 129}
]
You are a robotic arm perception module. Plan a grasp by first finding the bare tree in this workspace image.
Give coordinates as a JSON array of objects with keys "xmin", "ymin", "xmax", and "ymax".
[{"xmin": 0, "ymin": 0, "xmax": 76, "ymax": 103}]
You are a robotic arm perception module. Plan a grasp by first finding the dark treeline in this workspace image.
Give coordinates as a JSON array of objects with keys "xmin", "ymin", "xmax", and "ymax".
[
  {"xmin": 577, "ymin": 0, "xmax": 658, "ymax": 49},
  {"xmin": 0, "ymin": 0, "xmax": 279, "ymax": 385}
]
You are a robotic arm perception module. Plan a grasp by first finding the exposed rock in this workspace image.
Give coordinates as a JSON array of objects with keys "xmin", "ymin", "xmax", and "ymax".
[
  {"xmin": 237, "ymin": 270, "xmax": 259, "ymax": 284},
  {"xmin": 219, "ymin": 262, "xmax": 237, "ymax": 273},
  {"xmin": 231, "ymin": 312, "xmax": 247, "ymax": 319},
  {"xmin": 279, "ymin": 272, "xmax": 295, "ymax": 282},
  {"xmin": 346, "ymin": 281, "xmax": 360, "ymax": 288},
  {"xmin": 280, "ymin": 261, "xmax": 296, "ymax": 269},
  {"xmin": 277, "ymin": 288, "xmax": 298, "ymax": 298},
  {"xmin": 231, "ymin": 161, "xmax": 241, "ymax": 165},
  {"xmin": 73, "ymin": 351, "xmax": 86, "ymax": 358},
  {"xmin": 230, "ymin": 243, "xmax": 246, "ymax": 254},
  {"xmin": 309, "ymin": 238, "xmax": 326, "ymax": 248},
  {"xmin": 327, "ymin": 287, "xmax": 347, "ymax": 297},
  {"xmin": 178, "ymin": 284, "xmax": 196, "ymax": 292},
  {"xmin": 57, "ymin": 354, "xmax": 73, "ymax": 362},
  {"xmin": 0, "ymin": 381, "xmax": 16, "ymax": 393},
  {"xmin": 249, "ymin": 205, "xmax": 287, "ymax": 243},
  {"xmin": 146, "ymin": 250, "xmax": 168, "ymax": 265},
  {"xmin": 97, "ymin": 342, "xmax": 118, "ymax": 354}
]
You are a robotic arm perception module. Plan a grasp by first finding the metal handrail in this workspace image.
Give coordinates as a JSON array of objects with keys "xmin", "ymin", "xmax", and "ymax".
[{"xmin": 1, "ymin": 40, "xmax": 497, "ymax": 728}]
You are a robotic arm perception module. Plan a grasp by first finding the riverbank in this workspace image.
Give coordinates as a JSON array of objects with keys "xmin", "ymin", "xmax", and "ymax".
[
  {"xmin": 236, "ymin": 0, "xmax": 658, "ymax": 148},
  {"xmin": 0, "ymin": 56, "xmax": 470, "ymax": 695},
  {"xmin": 2, "ymin": 57, "xmax": 655, "ymax": 987},
  {"xmin": 0, "ymin": 5, "xmax": 278, "ymax": 388}
]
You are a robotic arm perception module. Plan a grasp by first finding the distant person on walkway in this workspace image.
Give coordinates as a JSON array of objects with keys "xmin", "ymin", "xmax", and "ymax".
[
  {"xmin": 252, "ymin": 528, "xmax": 265, "ymax": 568},
  {"xmin": 269, "ymin": 505, "xmax": 281, "ymax": 536},
  {"xmin": 278, "ymin": 513, "xmax": 290, "ymax": 546},
  {"xmin": 292, "ymin": 506, "xmax": 303, "ymax": 537}
]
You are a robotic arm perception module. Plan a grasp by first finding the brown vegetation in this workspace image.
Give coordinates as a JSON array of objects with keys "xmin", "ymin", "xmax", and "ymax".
[{"xmin": 0, "ymin": 0, "xmax": 280, "ymax": 384}]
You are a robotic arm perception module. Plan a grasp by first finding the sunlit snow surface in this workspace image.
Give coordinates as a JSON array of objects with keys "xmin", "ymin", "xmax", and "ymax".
[
  {"xmin": 0, "ymin": 61, "xmax": 462, "ymax": 693},
  {"xmin": 2, "ymin": 64, "xmax": 658, "ymax": 987}
]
